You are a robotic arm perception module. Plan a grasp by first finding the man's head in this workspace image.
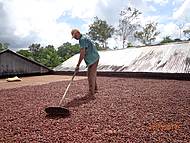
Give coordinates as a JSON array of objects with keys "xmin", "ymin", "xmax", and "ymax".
[{"xmin": 71, "ymin": 29, "xmax": 81, "ymax": 40}]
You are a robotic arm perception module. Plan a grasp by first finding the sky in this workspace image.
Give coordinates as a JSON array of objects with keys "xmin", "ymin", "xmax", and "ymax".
[{"xmin": 0, "ymin": 0, "xmax": 190, "ymax": 51}]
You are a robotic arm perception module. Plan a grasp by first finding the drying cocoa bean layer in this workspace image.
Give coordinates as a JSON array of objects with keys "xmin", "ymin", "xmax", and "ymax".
[{"xmin": 0, "ymin": 77, "xmax": 189, "ymax": 143}]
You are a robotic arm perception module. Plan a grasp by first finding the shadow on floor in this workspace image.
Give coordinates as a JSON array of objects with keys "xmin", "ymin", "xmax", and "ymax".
[
  {"xmin": 65, "ymin": 94, "xmax": 96, "ymax": 108},
  {"xmin": 45, "ymin": 113, "xmax": 71, "ymax": 119}
]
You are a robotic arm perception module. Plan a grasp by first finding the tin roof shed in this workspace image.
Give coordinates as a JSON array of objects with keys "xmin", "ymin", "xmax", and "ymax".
[
  {"xmin": 0, "ymin": 49, "xmax": 52, "ymax": 77},
  {"xmin": 54, "ymin": 42, "xmax": 190, "ymax": 74}
]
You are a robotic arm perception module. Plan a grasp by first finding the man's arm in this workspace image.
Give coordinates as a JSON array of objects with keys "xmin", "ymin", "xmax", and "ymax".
[{"xmin": 75, "ymin": 48, "xmax": 85, "ymax": 72}]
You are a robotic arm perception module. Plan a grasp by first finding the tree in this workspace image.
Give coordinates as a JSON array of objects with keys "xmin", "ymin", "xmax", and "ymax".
[
  {"xmin": 0, "ymin": 43, "xmax": 4, "ymax": 51},
  {"xmin": 116, "ymin": 7, "xmax": 141, "ymax": 48},
  {"xmin": 94, "ymin": 42, "xmax": 105, "ymax": 50},
  {"xmin": 134, "ymin": 22, "xmax": 160, "ymax": 45},
  {"xmin": 27, "ymin": 44, "xmax": 62, "ymax": 68},
  {"xmin": 28, "ymin": 43, "xmax": 42, "ymax": 61},
  {"xmin": 28, "ymin": 43, "xmax": 41, "ymax": 53},
  {"xmin": 88, "ymin": 17, "xmax": 114, "ymax": 49},
  {"xmin": 160, "ymin": 36, "xmax": 174, "ymax": 44},
  {"xmin": 127, "ymin": 42, "xmax": 133, "ymax": 48},
  {"xmin": 0, "ymin": 43, "xmax": 9, "ymax": 51},
  {"xmin": 16, "ymin": 50, "xmax": 33, "ymax": 59},
  {"xmin": 39, "ymin": 45, "xmax": 62, "ymax": 68},
  {"xmin": 176, "ymin": 22, "xmax": 184, "ymax": 39},
  {"xmin": 183, "ymin": 29, "xmax": 190, "ymax": 40},
  {"xmin": 57, "ymin": 42, "xmax": 80, "ymax": 61}
]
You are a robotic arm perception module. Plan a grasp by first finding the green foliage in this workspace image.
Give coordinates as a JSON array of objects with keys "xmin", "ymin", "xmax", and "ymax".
[
  {"xmin": 28, "ymin": 43, "xmax": 41, "ymax": 61},
  {"xmin": 38, "ymin": 45, "xmax": 62, "ymax": 68},
  {"xmin": 94, "ymin": 42, "xmax": 105, "ymax": 51},
  {"xmin": 16, "ymin": 50, "xmax": 33, "ymax": 59},
  {"xmin": 116, "ymin": 7, "xmax": 141, "ymax": 48},
  {"xmin": 57, "ymin": 42, "xmax": 80, "ymax": 61},
  {"xmin": 0, "ymin": 43, "xmax": 9, "ymax": 52},
  {"xmin": 160, "ymin": 36, "xmax": 174, "ymax": 44},
  {"xmin": 88, "ymin": 16, "xmax": 114, "ymax": 49},
  {"xmin": 13, "ymin": 42, "xmax": 81, "ymax": 69},
  {"xmin": 127, "ymin": 42, "xmax": 133, "ymax": 48},
  {"xmin": 18, "ymin": 44, "xmax": 62, "ymax": 69},
  {"xmin": 0, "ymin": 43, "xmax": 4, "ymax": 52},
  {"xmin": 28, "ymin": 43, "xmax": 41, "ymax": 53},
  {"xmin": 183, "ymin": 29, "xmax": 190, "ymax": 39},
  {"xmin": 134, "ymin": 22, "xmax": 160, "ymax": 45}
]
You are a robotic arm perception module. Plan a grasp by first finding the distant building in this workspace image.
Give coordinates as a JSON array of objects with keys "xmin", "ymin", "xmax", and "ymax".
[
  {"xmin": 0, "ymin": 49, "xmax": 52, "ymax": 77},
  {"xmin": 54, "ymin": 42, "xmax": 190, "ymax": 74}
]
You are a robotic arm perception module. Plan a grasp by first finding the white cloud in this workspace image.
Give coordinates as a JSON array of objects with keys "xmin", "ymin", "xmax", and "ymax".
[
  {"xmin": 172, "ymin": 0, "xmax": 190, "ymax": 21},
  {"xmin": 139, "ymin": 15, "xmax": 161, "ymax": 26},
  {"xmin": 158, "ymin": 23, "xmax": 178, "ymax": 40},
  {"xmin": 0, "ymin": 0, "xmax": 101, "ymax": 49},
  {"xmin": 0, "ymin": 0, "xmax": 189, "ymax": 50},
  {"xmin": 70, "ymin": 0, "xmax": 99, "ymax": 19},
  {"xmin": 143, "ymin": 0, "xmax": 169, "ymax": 5}
]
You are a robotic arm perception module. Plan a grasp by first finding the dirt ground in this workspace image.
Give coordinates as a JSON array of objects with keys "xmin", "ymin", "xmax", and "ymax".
[
  {"xmin": 0, "ymin": 76, "xmax": 189, "ymax": 142},
  {"xmin": 0, "ymin": 75, "xmax": 86, "ymax": 90}
]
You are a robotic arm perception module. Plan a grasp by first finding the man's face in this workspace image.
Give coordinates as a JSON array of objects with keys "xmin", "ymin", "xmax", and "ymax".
[{"xmin": 72, "ymin": 32, "xmax": 80, "ymax": 40}]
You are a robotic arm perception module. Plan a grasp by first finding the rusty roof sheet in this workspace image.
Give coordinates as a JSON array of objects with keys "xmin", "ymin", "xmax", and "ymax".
[{"xmin": 54, "ymin": 42, "xmax": 190, "ymax": 73}]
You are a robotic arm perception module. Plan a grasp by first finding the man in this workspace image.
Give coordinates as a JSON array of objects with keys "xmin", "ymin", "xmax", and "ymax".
[{"xmin": 71, "ymin": 29, "xmax": 100, "ymax": 96}]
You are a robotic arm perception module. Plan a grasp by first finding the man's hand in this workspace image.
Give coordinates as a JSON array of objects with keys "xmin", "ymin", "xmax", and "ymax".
[{"xmin": 75, "ymin": 65, "xmax": 79, "ymax": 73}]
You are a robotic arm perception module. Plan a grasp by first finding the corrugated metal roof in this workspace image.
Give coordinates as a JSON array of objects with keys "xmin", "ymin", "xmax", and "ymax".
[
  {"xmin": 0, "ymin": 49, "xmax": 52, "ymax": 71},
  {"xmin": 0, "ymin": 49, "xmax": 52, "ymax": 76},
  {"xmin": 54, "ymin": 42, "xmax": 190, "ymax": 73}
]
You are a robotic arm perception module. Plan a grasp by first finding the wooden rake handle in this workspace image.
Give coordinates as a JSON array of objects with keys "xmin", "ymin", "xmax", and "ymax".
[{"xmin": 58, "ymin": 71, "xmax": 77, "ymax": 106}]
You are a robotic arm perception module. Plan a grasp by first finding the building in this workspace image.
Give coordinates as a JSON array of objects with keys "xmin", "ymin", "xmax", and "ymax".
[
  {"xmin": 54, "ymin": 42, "xmax": 190, "ymax": 80},
  {"xmin": 0, "ymin": 49, "xmax": 52, "ymax": 77}
]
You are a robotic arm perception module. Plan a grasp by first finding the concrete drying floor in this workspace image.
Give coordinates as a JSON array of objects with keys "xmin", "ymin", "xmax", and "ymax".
[
  {"xmin": 0, "ymin": 75, "xmax": 87, "ymax": 90},
  {"xmin": 0, "ymin": 76, "xmax": 189, "ymax": 142}
]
